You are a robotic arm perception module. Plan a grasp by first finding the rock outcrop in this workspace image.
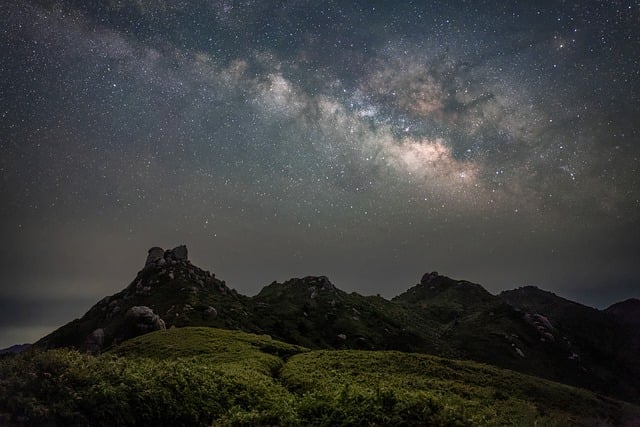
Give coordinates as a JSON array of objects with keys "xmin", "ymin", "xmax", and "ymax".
[
  {"xmin": 145, "ymin": 245, "xmax": 189, "ymax": 268},
  {"xmin": 81, "ymin": 307, "xmax": 166, "ymax": 353},
  {"xmin": 171, "ymin": 245, "xmax": 188, "ymax": 261},
  {"xmin": 421, "ymin": 271, "xmax": 439, "ymax": 285},
  {"xmin": 145, "ymin": 247, "xmax": 165, "ymax": 266},
  {"xmin": 124, "ymin": 306, "xmax": 166, "ymax": 336}
]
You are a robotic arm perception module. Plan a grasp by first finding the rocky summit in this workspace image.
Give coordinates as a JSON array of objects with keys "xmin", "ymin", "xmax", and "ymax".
[
  {"xmin": 36, "ymin": 245, "xmax": 250, "ymax": 354},
  {"xmin": 34, "ymin": 246, "xmax": 640, "ymax": 403}
]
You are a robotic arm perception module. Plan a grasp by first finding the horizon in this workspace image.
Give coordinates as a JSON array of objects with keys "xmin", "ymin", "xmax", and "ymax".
[
  {"xmin": 0, "ymin": 244, "xmax": 636, "ymax": 349},
  {"xmin": 1, "ymin": 1, "xmax": 639, "ymax": 348}
]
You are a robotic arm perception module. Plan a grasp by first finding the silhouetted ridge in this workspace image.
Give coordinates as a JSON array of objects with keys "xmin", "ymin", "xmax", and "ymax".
[
  {"xmin": 394, "ymin": 271, "xmax": 497, "ymax": 311},
  {"xmin": 606, "ymin": 298, "xmax": 640, "ymax": 324}
]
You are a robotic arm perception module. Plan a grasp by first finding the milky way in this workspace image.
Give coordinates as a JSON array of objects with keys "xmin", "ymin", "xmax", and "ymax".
[{"xmin": 1, "ymin": 1, "xmax": 639, "ymax": 346}]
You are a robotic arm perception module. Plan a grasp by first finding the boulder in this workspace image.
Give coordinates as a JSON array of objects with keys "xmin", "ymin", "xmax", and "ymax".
[
  {"xmin": 127, "ymin": 305, "xmax": 155, "ymax": 321},
  {"xmin": 172, "ymin": 245, "xmax": 188, "ymax": 260},
  {"xmin": 123, "ymin": 306, "xmax": 166, "ymax": 338},
  {"xmin": 145, "ymin": 247, "xmax": 164, "ymax": 266}
]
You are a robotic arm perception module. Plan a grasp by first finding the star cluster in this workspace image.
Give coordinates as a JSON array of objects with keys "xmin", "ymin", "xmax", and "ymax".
[{"xmin": 0, "ymin": 0, "xmax": 639, "ymax": 346}]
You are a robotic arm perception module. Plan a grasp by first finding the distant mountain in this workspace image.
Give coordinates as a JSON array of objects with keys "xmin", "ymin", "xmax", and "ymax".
[
  {"xmin": 0, "ymin": 343, "xmax": 30, "ymax": 355},
  {"xmin": 500, "ymin": 286, "xmax": 640, "ymax": 402},
  {"xmin": 606, "ymin": 298, "xmax": 640, "ymax": 325},
  {"xmin": 34, "ymin": 246, "xmax": 640, "ymax": 403},
  {"xmin": 605, "ymin": 298, "xmax": 640, "ymax": 357}
]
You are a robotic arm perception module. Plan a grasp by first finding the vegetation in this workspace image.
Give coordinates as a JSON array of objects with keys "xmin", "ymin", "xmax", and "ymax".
[
  {"xmin": 2, "ymin": 327, "xmax": 638, "ymax": 426},
  {"xmin": 34, "ymin": 262, "xmax": 640, "ymax": 403}
]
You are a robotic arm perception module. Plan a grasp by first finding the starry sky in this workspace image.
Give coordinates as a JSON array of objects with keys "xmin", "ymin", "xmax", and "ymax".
[{"xmin": 1, "ymin": 0, "xmax": 639, "ymax": 347}]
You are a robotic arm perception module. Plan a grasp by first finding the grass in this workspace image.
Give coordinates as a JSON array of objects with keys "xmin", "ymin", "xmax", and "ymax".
[{"xmin": 2, "ymin": 327, "xmax": 639, "ymax": 426}]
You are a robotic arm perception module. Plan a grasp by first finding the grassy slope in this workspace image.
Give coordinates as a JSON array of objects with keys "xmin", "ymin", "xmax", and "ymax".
[
  {"xmin": 2, "ymin": 327, "xmax": 639, "ymax": 426},
  {"xmin": 283, "ymin": 351, "xmax": 638, "ymax": 426}
]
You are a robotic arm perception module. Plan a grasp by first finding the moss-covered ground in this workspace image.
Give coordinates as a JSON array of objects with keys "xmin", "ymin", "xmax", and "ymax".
[{"xmin": 1, "ymin": 327, "xmax": 638, "ymax": 426}]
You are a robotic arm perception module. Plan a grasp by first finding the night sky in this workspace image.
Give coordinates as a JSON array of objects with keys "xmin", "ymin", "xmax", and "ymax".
[{"xmin": 1, "ymin": 0, "xmax": 639, "ymax": 347}]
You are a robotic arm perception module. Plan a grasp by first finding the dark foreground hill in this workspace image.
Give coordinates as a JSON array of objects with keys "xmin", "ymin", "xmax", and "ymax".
[
  {"xmin": 32, "ymin": 246, "xmax": 640, "ymax": 404},
  {"xmin": 3, "ymin": 327, "xmax": 640, "ymax": 426}
]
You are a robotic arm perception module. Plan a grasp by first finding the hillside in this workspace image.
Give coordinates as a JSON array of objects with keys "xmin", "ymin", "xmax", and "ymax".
[
  {"xmin": 35, "ymin": 246, "xmax": 256, "ymax": 353},
  {"xmin": 606, "ymin": 298, "xmax": 640, "ymax": 354},
  {"xmin": 606, "ymin": 298, "xmax": 640, "ymax": 325},
  {"xmin": 500, "ymin": 286, "xmax": 640, "ymax": 401},
  {"xmin": 3, "ymin": 327, "xmax": 639, "ymax": 426},
  {"xmin": 250, "ymin": 275, "xmax": 438, "ymax": 353}
]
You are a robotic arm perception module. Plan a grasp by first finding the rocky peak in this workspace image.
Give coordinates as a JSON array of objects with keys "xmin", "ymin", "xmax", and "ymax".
[
  {"xmin": 420, "ymin": 271, "xmax": 440, "ymax": 285},
  {"xmin": 304, "ymin": 276, "xmax": 335, "ymax": 291},
  {"xmin": 145, "ymin": 245, "xmax": 189, "ymax": 268},
  {"xmin": 606, "ymin": 298, "xmax": 640, "ymax": 325}
]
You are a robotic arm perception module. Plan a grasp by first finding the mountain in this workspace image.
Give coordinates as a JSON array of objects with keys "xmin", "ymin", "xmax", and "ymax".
[
  {"xmin": 606, "ymin": 298, "xmax": 640, "ymax": 325},
  {"xmin": 35, "ymin": 245, "xmax": 256, "ymax": 353},
  {"xmin": 605, "ymin": 298, "xmax": 640, "ymax": 362},
  {"xmin": 250, "ymin": 275, "xmax": 436, "ymax": 353},
  {"xmin": 392, "ymin": 273, "xmax": 617, "ymax": 396},
  {"xmin": 33, "ymin": 246, "xmax": 640, "ymax": 404},
  {"xmin": 0, "ymin": 343, "xmax": 30, "ymax": 355},
  {"xmin": 500, "ymin": 286, "xmax": 640, "ymax": 402}
]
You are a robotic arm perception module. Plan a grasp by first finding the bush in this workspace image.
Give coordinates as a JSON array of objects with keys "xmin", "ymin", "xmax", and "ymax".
[{"xmin": 0, "ymin": 349, "xmax": 285, "ymax": 426}]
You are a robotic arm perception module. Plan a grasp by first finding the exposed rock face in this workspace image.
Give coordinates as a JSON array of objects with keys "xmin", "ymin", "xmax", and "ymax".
[
  {"xmin": 171, "ymin": 245, "xmax": 188, "ymax": 260},
  {"xmin": 123, "ymin": 306, "xmax": 166, "ymax": 339},
  {"xmin": 302, "ymin": 276, "xmax": 335, "ymax": 291},
  {"xmin": 421, "ymin": 272, "xmax": 439, "ymax": 284},
  {"xmin": 127, "ymin": 306, "xmax": 165, "ymax": 329},
  {"xmin": 145, "ymin": 245, "xmax": 189, "ymax": 268},
  {"xmin": 146, "ymin": 247, "xmax": 165, "ymax": 266},
  {"xmin": 525, "ymin": 313, "xmax": 556, "ymax": 342}
]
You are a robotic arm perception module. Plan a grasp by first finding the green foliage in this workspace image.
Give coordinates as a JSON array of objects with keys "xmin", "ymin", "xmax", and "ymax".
[
  {"xmin": 282, "ymin": 350, "xmax": 635, "ymax": 426},
  {"xmin": 293, "ymin": 386, "xmax": 467, "ymax": 426},
  {"xmin": 3, "ymin": 327, "xmax": 638, "ymax": 426},
  {"xmin": 0, "ymin": 348, "xmax": 274, "ymax": 426}
]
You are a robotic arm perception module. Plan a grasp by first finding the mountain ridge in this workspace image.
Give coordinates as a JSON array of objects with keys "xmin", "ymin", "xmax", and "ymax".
[{"xmin": 33, "ymin": 245, "xmax": 640, "ymax": 404}]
